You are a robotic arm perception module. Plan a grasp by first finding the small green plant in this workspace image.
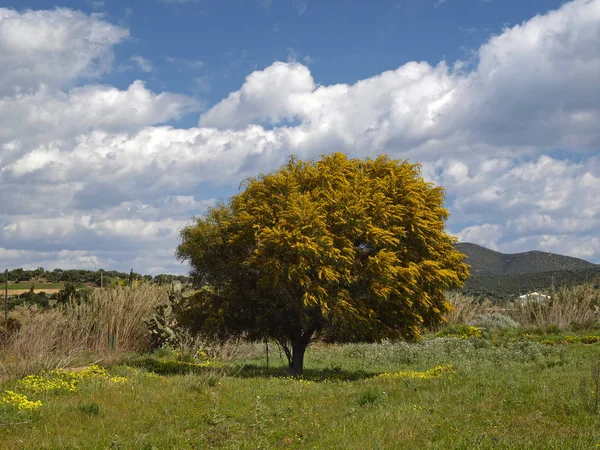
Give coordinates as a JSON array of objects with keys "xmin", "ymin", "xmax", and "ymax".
[
  {"xmin": 579, "ymin": 359, "xmax": 600, "ymax": 414},
  {"xmin": 78, "ymin": 402, "xmax": 100, "ymax": 416},
  {"xmin": 437, "ymin": 325, "xmax": 484, "ymax": 339},
  {"xmin": 356, "ymin": 386, "xmax": 385, "ymax": 406},
  {"xmin": 569, "ymin": 321, "xmax": 600, "ymax": 333}
]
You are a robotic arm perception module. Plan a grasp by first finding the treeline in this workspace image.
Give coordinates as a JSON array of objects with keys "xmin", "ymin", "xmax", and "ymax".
[{"xmin": 3, "ymin": 267, "xmax": 190, "ymax": 286}]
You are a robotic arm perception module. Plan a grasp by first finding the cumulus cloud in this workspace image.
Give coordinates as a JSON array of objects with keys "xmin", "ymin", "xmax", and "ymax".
[
  {"xmin": 200, "ymin": 0, "xmax": 600, "ymax": 154},
  {"xmin": 0, "ymin": 81, "xmax": 199, "ymax": 144},
  {"xmin": 0, "ymin": 8, "xmax": 129, "ymax": 95},
  {"xmin": 1, "ymin": 0, "xmax": 600, "ymax": 273}
]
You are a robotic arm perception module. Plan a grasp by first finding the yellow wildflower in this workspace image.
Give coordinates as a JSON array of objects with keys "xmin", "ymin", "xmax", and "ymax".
[
  {"xmin": 0, "ymin": 390, "xmax": 42, "ymax": 411},
  {"xmin": 377, "ymin": 364, "xmax": 454, "ymax": 380},
  {"xmin": 109, "ymin": 376, "xmax": 128, "ymax": 383}
]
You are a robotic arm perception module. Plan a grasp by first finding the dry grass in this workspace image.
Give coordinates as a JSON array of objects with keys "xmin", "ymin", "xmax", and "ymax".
[
  {"xmin": 439, "ymin": 284, "xmax": 600, "ymax": 332},
  {"xmin": 0, "ymin": 285, "xmax": 168, "ymax": 379},
  {"xmin": 438, "ymin": 291, "xmax": 496, "ymax": 329},
  {"xmin": 509, "ymin": 283, "xmax": 600, "ymax": 329}
]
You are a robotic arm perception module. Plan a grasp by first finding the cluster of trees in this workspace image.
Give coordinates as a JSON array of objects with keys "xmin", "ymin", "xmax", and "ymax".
[
  {"xmin": 176, "ymin": 153, "xmax": 469, "ymax": 373},
  {"xmin": 3, "ymin": 268, "xmax": 190, "ymax": 286}
]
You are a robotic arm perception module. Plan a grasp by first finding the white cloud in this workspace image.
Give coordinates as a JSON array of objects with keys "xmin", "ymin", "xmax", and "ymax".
[
  {"xmin": 200, "ymin": 0, "xmax": 600, "ymax": 155},
  {"xmin": 131, "ymin": 55, "xmax": 153, "ymax": 72},
  {"xmin": 0, "ymin": 8, "xmax": 129, "ymax": 94},
  {"xmin": 0, "ymin": 81, "xmax": 199, "ymax": 143},
  {"xmin": 457, "ymin": 224, "xmax": 504, "ymax": 250}
]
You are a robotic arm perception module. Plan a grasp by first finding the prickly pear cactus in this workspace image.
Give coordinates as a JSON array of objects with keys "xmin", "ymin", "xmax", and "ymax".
[{"xmin": 146, "ymin": 285, "xmax": 188, "ymax": 349}]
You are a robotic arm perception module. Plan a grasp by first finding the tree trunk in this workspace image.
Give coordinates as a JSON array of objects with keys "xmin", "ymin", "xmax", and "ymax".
[{"xmin": 289, "ymin": 340, "xmax": 307, "ymax": 375}]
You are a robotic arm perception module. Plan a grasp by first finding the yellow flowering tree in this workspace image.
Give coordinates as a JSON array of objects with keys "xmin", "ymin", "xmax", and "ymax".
[{"xmin": 177, "ymin": 153, "xmax": 469, "ymax": 374}]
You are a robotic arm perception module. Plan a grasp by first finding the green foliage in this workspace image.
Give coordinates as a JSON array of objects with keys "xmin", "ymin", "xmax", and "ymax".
[
  {"xmin": 145, "ymin": 286, "xmax": 197, "ymax": 350},
  {"xmin": 78, "ymin": 402, "xmax": 100, "ymax": 416},
  {"xmin": 1, "ymin": 339, "xmax": 599, "ymax": 448},
  {"xmin": 356, "ymin": 386, "xmax": 386, "ymax": 406},
  {"xmin": 55, "ymin": 282, "xmax": 85, "ymax": 305},
  {"xmin": 579, "ymin": 359, "xmax": 600, "ymax": 415},
  {"xmin": 5, "ymin": 291, "xmax": 50, "ymax": 311},
  {"xmin": 177, "ymin": 153, "xmax": 468, "ymax": 373},
  {"xmin": 471, "ymin": 312, "xmax": 520, "ymax": 330},
  {"xmin": 3, "ymin": 267, "xmax": 190, "ymax": 287}
]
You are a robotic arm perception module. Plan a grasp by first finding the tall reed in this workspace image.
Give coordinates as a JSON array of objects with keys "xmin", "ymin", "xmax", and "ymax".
[
  {"xmin": 509, "ymin": 283, "xmax": 600, "ymax": 329},
  {"xmin": 438, "ymin": 291, "xmax": 496, "ymax": 329},
  {"xmin": 0, "ymin": 285, "xmax": 168, "ymax": 378}
]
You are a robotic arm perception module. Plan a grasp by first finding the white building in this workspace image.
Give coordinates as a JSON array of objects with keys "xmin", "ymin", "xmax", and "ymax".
[{"xmin": 518, "ymin": 292, "xmax": 551, "ymax": 304}]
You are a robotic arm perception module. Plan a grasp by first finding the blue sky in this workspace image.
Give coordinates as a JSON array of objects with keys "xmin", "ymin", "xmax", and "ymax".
[
  {"xmin": 21, "ymin": 0, "xmax": 566, "ymax": 123},
  {"xmin": 0, "ymin": 0, "xmax": 599, "ymax": 274}
]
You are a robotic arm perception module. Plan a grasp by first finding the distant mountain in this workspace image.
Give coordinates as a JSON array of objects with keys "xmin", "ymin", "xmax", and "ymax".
[
  {"xmin": 455, "ymin": 243, "xmax": 600, "ymax": 299},
  {"xmin": 455, "ymin": 242, "xmax": 597, "ymax": 276}
]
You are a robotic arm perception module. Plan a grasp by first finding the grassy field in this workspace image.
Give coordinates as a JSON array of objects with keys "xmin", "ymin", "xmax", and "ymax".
[
  {"xmin": 2, "ymin": 336, "xmax": 600, "ymax": 449},
  {"xmin": 4, "ymin": 282, "xmax": 65, "ymax": 291}
]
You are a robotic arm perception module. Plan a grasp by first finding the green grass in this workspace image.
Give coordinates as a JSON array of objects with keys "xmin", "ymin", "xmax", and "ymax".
[
  {"xmin": 5, "ymin": 282, "xmax": 65, "ymax": 291},
  {"xmin": 1, "ymin": 337, "xmax": 600, "ymax": 449}
]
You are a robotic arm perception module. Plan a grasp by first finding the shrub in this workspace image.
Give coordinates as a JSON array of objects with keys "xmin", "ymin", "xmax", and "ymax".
[{"xmin": 471, "ymin": 313, "xmax": 520, "ymax": 330}]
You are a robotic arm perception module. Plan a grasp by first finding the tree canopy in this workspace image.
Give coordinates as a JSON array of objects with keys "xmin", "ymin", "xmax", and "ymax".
[{"xmin": 177, "ymin": 153, "xmax": 469, "ymax": 373}]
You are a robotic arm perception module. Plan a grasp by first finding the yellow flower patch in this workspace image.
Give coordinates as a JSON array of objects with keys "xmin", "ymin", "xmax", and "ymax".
[
  {"xmin": 19, "ymin": 375, "xmax": 77, "ymax": 394},
  {"xmin": 377, "ymin": 364, "xmax": 454, "ymax": 380},
  {"xmin": 109, "ymin": 376, "xmax": 128, "ymax": 383},
  {"xmin": 0, "ymin": 390, "xmax": 42, "ymax": 411},
  {"xmin": 17, "ymin": 365, "xmax": 127, "ymax": 394}
]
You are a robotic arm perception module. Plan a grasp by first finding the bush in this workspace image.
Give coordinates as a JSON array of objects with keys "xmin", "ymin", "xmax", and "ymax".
[{"xmin": 471, "ymin": 313, "xmax": 520, "ymax": 330}]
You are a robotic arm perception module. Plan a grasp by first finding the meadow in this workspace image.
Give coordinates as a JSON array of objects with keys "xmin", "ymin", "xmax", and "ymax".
[{"xmin": 1, "ymin": 285, "xmax": 600, "ymax": 449}]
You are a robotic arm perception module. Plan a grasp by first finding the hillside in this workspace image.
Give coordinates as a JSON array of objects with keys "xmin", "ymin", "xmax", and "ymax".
[
  {"xmin": 455, "ymin": 242, "xmax": 597, "ymax": 276},
  {"xmin": 455, "ymin": 243, "xmax": 600, "ymax": 299}
]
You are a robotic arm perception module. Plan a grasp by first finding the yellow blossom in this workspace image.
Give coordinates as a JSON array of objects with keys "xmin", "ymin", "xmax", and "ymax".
[
  {"xmin": 377, "ymin": 364, "xmax": 454, "ymax": 380},
  {"xmin": 0, "ymin": 390, "xmax": 42, "ymax": 411}
]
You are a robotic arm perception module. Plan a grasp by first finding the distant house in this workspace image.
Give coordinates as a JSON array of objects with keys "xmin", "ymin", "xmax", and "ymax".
[{"xmin": 518, "ymin": 292, "xmax": 551, "ymax": 304}]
